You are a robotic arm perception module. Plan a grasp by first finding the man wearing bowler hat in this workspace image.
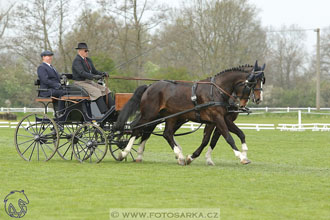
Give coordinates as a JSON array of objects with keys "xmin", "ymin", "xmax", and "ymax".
[
  {"xmin": 72, "ymin": 42, "xmax": 113, "ymax": 114},
  {"xmin": 37, "ymin": 50, "xmax": 65, "ymax": 115}
]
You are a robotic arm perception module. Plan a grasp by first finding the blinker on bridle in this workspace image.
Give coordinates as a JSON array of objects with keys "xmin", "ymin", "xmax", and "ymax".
[{"xmin": 232, "ymin": 70, "xmax": 265, "ymax": 103}]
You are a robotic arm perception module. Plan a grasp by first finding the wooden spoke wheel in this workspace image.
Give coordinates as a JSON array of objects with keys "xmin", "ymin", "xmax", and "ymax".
[
  {"xmin": 14, "ymin": 113, "xmax": 59, "ymax": 161},
  {"xmin": 72, "ymin": 123, "xmax": 108, "ymax": 163},
  {"xmin": 108, "ymin": 131, "xmax": 138, "ymax": 162},
  {"xmin": 56, "ymin": 123, "xmax": 79, "ymax": 160}
]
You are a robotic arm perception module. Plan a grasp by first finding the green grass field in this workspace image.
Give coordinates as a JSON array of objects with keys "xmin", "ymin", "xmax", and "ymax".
[{"xmin": 0, "ymin": 113, "xmax": 329, "ymax": 220}]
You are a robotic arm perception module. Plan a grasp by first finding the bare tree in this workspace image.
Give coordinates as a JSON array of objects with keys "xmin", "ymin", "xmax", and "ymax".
[
  {"xmin": 320, "ymin": 27, "xmax": 330, "ymax": 80},
  {"xmin": 98, "ymin": 0, "xmax": 169, "ymax": 78},
  {"xmin": 153, "ymin": 0, "xmax": 267, "ymax": 77},
  {"xmin": 0, "ymin": 3, "xmax": 15, "ymax": 49},
  {"xmin": 6, "ymin": 0, "xmax": 57, "ymax": 70},
  {"xmin": 266, "ymin": 25, "xmax": 307, "ymax": 89},
  {"xmin": 56, "ymin": 0, "xmax": 71, "ymax": 72},
  {"xmin": 6, "ymin": 0, "xmax": 73, "ymax": 72},
  {"xmin": 62, "ymin": 8, "xmax": 118, "ymax": 66}
]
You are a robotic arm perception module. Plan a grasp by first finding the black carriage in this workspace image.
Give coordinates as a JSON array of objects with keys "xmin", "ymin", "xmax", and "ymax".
[{"xmin": 14, "ymin": 74, "xmax": 137, "ymax": 163}]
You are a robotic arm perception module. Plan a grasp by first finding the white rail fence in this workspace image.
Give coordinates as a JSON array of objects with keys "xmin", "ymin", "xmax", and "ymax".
[
  {"xmin": 1, "ymin": 107, "xmax": 330, "ymax": 113},
  {"xmin": 0, "ymin": 107, "xmax": 54, "ymax": 113},
  {"xmin": 4, "ymin": 121, "xmax": 330, "ymax": 131},
  {"xmin": 1, "ymin": 108, "xmax": 330, "ymax": 131}
]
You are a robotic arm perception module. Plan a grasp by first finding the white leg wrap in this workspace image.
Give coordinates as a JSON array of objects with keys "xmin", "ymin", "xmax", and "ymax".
[
  {"xmin": 205, "ymin": 146, "xmax": 213, "ymax": 160},
  {"xmin": 121, "ymin": 136, "xmax": 136, "ymax": 158},
  {"xmin": 173, "ymin": 138, "xmax": 182, "ymax": 151},
  {"xmin": 205, "ymin": 147, "xmax": 215, "ymax": 165},
  {"xmin": 242, "ymin": 143, "xmax": 248, "ymax": 158},
  {"xmin": 174, "ymin": 145, "xmax": 184, "ymax": 160},
  {"xmin": 234, "ymin": 150, "xmax": 246, "ymax": 161},
  {"xmin": 136, "ymin": 140, "xmax": 146, "ymax": 161},
  {"xmin": 242, "ymin": 143, "xmax": 248, "ymax": 152}
]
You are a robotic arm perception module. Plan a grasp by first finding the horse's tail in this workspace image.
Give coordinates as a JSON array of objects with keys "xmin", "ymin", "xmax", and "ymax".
[{"xmin": 116, "ymin": 85, "xmax": 148, "ymax": 131}]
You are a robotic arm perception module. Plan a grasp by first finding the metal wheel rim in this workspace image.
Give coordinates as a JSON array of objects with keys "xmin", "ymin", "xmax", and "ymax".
[
  {"xmin": 14, "ymin": 113, "xmax": 59, "ymax": 161},
  {"xmin": 72, "ymin": 123, "xmax": 108, "ymax": 163}
]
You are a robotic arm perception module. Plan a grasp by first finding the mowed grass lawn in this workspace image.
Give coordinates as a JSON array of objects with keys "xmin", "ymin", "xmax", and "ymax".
[{"xmin": 0, "ymin": 113, "xmax": 329, "ymax": 220}]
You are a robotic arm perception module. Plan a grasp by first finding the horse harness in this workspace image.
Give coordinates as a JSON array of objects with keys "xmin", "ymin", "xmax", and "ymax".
[{"xmin": 190, "ymin": 72, "xmax": 264, "ymax": 121}]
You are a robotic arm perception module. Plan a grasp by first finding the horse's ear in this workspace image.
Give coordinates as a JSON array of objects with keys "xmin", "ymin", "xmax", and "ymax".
[
  {"xmin": 262, "ymin": 63, "xmax": 266, "ymax": 70},
  {"xmin": 254, "ymin": 60, "xmax": 258, "ymax": 69}
]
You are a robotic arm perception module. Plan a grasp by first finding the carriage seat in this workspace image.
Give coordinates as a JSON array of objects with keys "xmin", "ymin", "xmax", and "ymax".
[{"xmin": 34, "ymin": 78, "xmax": 90, "ymax": 103}]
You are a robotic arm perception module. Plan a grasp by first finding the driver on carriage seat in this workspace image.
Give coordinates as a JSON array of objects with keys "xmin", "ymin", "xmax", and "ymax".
[
  {"xmin": 72, "ymin": 42, "xmax": 114, "ymax": 114},
  {"xmin": 37, "ymin": 50, "xmax": 65, "ymax": 114}
]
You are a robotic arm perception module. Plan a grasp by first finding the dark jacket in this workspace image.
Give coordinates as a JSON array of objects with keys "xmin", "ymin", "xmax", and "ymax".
[
  {"xmin": 37, "ymin": 63, "xmax": 63, "ymax": 97},
  {"xmin": 72, "ymin": 55, "xmax": 102, "ymax": 81}
]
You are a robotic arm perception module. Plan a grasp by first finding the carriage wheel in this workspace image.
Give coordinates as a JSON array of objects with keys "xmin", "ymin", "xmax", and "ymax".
[
  {"xmin": 15, "ymin": 113, "xmax": 59, "ymax": 161},
  {"xmin": 109, "ymin": 131, "xmax": 138, "ymax": 162},
  {"xmin": 72, "ymin": 123, "xmax": 108, "ymax": 163},
  {"xmin": 56, "ymin": 123, "xmax": 79, "ymax": 160}
]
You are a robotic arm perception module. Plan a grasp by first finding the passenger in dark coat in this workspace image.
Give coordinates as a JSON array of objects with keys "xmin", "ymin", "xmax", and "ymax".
[
  {"xmin": 37, "ymin": 50, "xmax": 65, "ymax": 115},
  {"xmin": 37, "ymin": 50, "xmax": 65, "ymax": 98}
]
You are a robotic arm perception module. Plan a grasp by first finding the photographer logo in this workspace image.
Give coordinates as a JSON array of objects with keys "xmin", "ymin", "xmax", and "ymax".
[{"xmin": 4, "ymin": 190, "xmax": 29, "ymax": 218}]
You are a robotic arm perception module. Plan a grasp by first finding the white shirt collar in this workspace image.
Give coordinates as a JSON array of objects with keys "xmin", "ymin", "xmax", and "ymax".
[{"xmin": 43, "ymin": 62, "xmax": 51, "ymax": 66}]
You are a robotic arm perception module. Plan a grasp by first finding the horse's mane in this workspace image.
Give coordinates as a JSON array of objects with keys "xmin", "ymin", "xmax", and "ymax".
[
  {"xmin": 217, "ymin": 64, "xmax": 253, "ymax": 75},
  {"xmin": 207, "ymin": 64, "xmax": 253, "ymax": 80}
]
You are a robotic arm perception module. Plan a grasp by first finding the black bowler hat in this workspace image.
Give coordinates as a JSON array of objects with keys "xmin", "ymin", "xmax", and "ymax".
[
  {"xmin": 75, "ymin": 42, "xmax": 89, "ymax": 50},
  {"xmin": 40, "ymin": 50, "xmax": 54, "ymax": 57}
]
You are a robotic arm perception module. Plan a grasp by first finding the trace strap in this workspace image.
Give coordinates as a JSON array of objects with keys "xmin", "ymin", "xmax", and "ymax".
[{"xmin": 132, "ymin": 101, "xmax": 229, "ymax": 130}]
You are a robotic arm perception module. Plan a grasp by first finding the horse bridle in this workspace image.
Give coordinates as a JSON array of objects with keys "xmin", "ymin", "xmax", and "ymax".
[{"xmin": 233, "ymin": 70, "xmax": 265, "ymax": 103}]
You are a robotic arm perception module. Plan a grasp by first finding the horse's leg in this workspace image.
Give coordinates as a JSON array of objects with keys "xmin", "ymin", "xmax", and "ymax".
[
  {"xmin": 119, "ymin": 117, "xmax": 156, "ymax": 160},
  {"xmin": 225, "ymin": 117, "xmax": 248, "ymax": 160},
  {"xmin": 214, "ymin": 116, "xmax": 250, "ymax": 164},
  {"xmin": 204, "ymin": 127, "xmax": 221, "ymax": 166},
  {"xmin": 135, "ymin": 124, "xmax": 157, "ymax": 162},
  {"xmin": 163, "ymin": 118, "xmax": 186, "ymax": 165},
  {"xmin": 186, "ymin": 124, "xmax": 215, "ymax": 165},
  {"xmin": 172, "ymin": 120, "xmax": 188, "ymax": 159},
  {"xmin": 118, "ymin": 135, "xmax": 137, "ymax": 160},
  {"xmin": 205, "ymin": 113, "xmax": 245, "ymax": 165}
]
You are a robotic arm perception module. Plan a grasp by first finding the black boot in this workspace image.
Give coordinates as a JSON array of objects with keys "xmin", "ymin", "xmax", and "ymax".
[
  {"xmin": 103, "ymin": 93, "xmax": 115, "ymax": 108},
  {"xmin": 95, "ymin": 97, "xmax": 108, "ymax": 114}
]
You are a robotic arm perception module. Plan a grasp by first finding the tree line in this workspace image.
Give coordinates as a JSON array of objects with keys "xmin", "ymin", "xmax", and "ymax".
[{"xmin": 0, "ymin": 0, "xmax": 329, "ymax": 107}]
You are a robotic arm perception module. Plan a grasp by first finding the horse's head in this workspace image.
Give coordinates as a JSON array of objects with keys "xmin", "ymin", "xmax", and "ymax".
[
  {"xmin": 250, "ymin": 60, "xmax": 266, "ymax": 104},
  {"xmin": 230, "ymin": 61, "xmax": 265, "ymax": 107}
]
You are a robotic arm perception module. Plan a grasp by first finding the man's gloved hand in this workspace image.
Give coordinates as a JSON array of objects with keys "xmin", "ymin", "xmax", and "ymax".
[
  {"xmin": 102, "ymin": 72, "xmax": 109, "ymax": 77},
  {"xmin": 55, "ymin": 83, "xmax": 62, "ymax": 89},
  {"xmin": 94, "ymin": 75, "xmax": 103, "ymax": 80}
]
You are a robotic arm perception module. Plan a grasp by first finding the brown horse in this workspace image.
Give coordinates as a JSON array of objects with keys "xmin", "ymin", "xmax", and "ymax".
[
  {"xmin": 186, "ymin": 62, "xmax": 266, "ymax": 165},
  {"xmin": 116, "ymin": 63, "xmax": 263, "ymax": 165}
]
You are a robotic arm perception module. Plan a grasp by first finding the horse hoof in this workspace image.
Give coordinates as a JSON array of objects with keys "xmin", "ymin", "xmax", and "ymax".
[
  {"xmin": 206, "ymin": 160, "xmax": 215, "ymax": 166},
  {"xmin": 186, "ymin": 155, "xmax": 193, "ymax": 165},
  {"xmin": 240, "ymin": 159, "xmax": 251, "ymax": 165},
  {"xmin": 177, "ymin": 158, "xmax": 186, "ymax": 166},
  {"xmin": 135, "ymin": 159, "xmax": 142, "ymax": 163},
  {"xmin": 117, "ymin": 152, "xmax": 125, "ymax": 161}
]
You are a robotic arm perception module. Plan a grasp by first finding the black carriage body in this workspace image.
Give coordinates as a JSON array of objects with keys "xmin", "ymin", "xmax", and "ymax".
[
  {"xmin": 35, "ymin": 78, "xmax": 117, "ymax": 124},
  {"xmin": 15, "ymin": 74, "xmax": 130, "ymax": 163}
]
